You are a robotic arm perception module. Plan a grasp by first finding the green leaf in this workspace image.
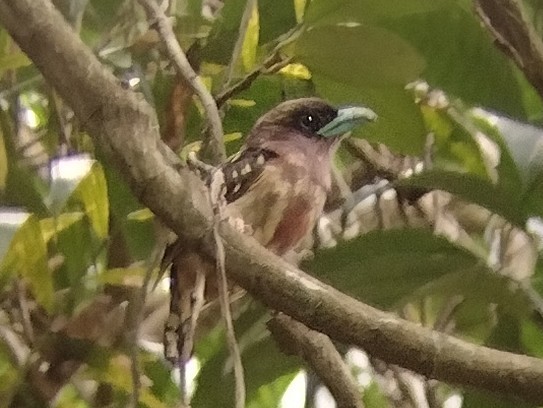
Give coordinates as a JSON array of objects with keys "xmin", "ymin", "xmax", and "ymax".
[
  {"xmin": 418, "ymin": 105, "xmax": 489, "ymax": 177},
  {"xmin": 306, "ymin": 229, "xmax": 482, "ymax": 309},
  {"xmin": 463, "ymin": 390, "xmax": 534, "ymax": 408},
  {"xmin": 0, "ymin": 210, "xmax": 54, "ymax": 311},
  {"xmin": 362, "ymin": 381, "xmax": 388, "ymax": 408},
  {"xmin": 86, "ymin": 348, "xmax": 176, "ymax": 408},
  {"xmin": 258, "ymin": 0, "xmax": 297, "ymax": 45},
  {"xmin": 0, "ymin": 51, "xmax": 31, "ymax": 77},
  {"xmin": 3, "ymin": 161, "xmax": 49, "ymax": 216},
  {"xmin": 53, "ymin": 384, "xmax": 89, "ymax": 408},
  {"xmin": 48, "ymin": 156, "xmax": 109, "ymax": 239},
  {"xmin": 40, "ymin": 212, "xmax": 84, "ymax": 243},
  {"xmin": 0, "ymin": 340, "xmax": 23, "ymax": 407},
  {"xmin": 192, "ymin": 301, "xmax": 301, "ymax": 408},
  {"xmin": 304, "ymin": 0, "xmax": 441, "ymax": 27},
  {"xmin": 98, "ymin": 266, "xmax": 146, "ymax": 286},
  {"xmin": 307, "ymin": 229, "xmax": 517, "ymax": 312},
  {"xmin": 52, "ymin": 212, "xmax": 100, "ymax": 310},
  {"xmin": 104, "ymin": 163, "xmax": 155, "ymax": 263},
  {"xmin": 397, "ymin": 170, "xmax": 526, "ymax": 226},
  {"xmin": 521, "ymin": 318, "xmax": 543, "ymax": 359},
  {"xmin": 447, "ymin": 297, "xmax": 496, "ymax": 343},
  {"xmin": 463, "ymin": 312, "xmax": 536, "ymax": 407},
  {"xmin": 381, "ymin": 5, "xmax": 527, "ymax": 119},
  {"xmin": 241, "ymin": 0, "xmax": 259, "ymax": 71},
  {"xmin": 202, "ymin": 0, "xmax": 247, "ymax": 64},
  {"xmin": 142, "ymin": 354, "xmax": 180, "ymax": 407},
  {"xmin": 462, "ymin": 109, "xmax": 523, "ymax": 192},
  {"xmin": 295, "ymin": 25, "xmax": 425, "ymax": 88},
  {"xmin": 246, "ymin": 372, "xmax": 298, "ymax": 408}
]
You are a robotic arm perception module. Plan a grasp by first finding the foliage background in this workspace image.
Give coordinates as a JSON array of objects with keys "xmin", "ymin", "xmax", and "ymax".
[{"xmin": 2, "ymin": 0, "xmax": 543, "ymax": 407}]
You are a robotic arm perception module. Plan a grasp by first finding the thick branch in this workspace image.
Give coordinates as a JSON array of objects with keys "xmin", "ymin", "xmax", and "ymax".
[
  {"xmin": 268, "ymin": 313, "xmax": 363, "ymax": 408},
  {"xmin": 219, "ymin": 223, "xmax": 543, "ymax": 404},
  {"xmin": 3, "ymin": 0, "xmax": 543, "ymax": 404},
  {"xmin": 475, "ymin": 0, "xmax": 543, "ymax": 99}
]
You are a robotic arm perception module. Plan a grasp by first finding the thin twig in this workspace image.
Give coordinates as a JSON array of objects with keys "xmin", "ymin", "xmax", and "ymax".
[
  {"xmin": 215, "ymin": 25, "xmax": 302, "ymax": 107},
  {"xmin": 475, "ymin": 0, "xmax": 543, "ymax": 99},
  {"xmin": 138, "ymin": 0, "xmax": 226, "ymax": 164},
  {"xmin": 209, "ymin": 169, "xmax": 246, "ymax": 408},
  {"xmin": 224, "ymin": 0, "xmax": 257, "ymax": 87},
  {"xmin": 215, "ymin": 53, "xmax": 291, "ymax": 108}
]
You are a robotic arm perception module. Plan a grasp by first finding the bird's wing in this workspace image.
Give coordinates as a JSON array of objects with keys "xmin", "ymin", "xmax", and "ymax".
[{"xmin": 220, "ymin": 147, "xmax": 278, "ymax": 204}]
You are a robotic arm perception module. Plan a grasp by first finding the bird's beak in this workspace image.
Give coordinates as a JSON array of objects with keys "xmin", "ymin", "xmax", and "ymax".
[{"xmin": 317, "ymin": 106, "xmax": 377, "ymax": 138}]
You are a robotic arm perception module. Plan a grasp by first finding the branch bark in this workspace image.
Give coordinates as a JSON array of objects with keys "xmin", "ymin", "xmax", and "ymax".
[
  {"xmin": 475, "ymin": 0, "xmax": 543, "ymax": 99},
  {"xmin": 268, "ymin": 313, "xmax": 363, "ymax": 408},
  {"xmin": 3, "ymin": 0, "xmax": 543, "ymax": 404}
]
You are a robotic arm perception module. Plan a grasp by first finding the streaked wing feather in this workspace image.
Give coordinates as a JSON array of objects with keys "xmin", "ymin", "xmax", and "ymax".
[{"xmin": 221, "ymin": 147, "xmax": 278, "ymax": 203}]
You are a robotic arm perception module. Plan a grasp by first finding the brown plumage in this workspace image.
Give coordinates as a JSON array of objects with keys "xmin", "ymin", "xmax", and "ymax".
[{"xmin": 163, "ymin": 97, "xmax": 376, "ymax": 363}]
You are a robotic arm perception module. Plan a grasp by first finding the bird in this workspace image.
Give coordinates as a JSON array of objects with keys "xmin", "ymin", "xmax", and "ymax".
[{"xmin": 162, "ymin": 97, "xmax": 376, "ymax": 364}]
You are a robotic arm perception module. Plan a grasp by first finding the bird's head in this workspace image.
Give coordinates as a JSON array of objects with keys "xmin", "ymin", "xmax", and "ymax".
[{"xmin": 246, "ymin": 97, "xmax": 377, "ymax": 151}]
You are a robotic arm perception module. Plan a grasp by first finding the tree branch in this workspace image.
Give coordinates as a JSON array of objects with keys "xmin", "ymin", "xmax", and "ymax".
[
  {"xmin": 268, "ymin": 313, "xmax": 363, "ymax": 408},
  {"xmin": 219, "ymin": 222, "xmax": 543, "ymax": 404},
  {"xmin": 3, "ymin": 0, "xmax": 543, "ymax": 404},
  {"xmin": 475, "ymin": 0, "xmax": 543, "ymax": 99}
]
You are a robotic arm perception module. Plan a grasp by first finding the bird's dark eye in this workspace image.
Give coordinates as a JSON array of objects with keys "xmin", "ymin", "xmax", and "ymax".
[
  {"xmin": 301, "ymin": 114, "xmax": 313, "ymax": 127},
  {"xmin": 300, "ymin": 114, "xmax": 319, "ymax": 132}
]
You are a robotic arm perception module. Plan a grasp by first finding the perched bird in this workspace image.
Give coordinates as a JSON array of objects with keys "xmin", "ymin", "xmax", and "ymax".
[{"xmin": 163, "ymin": 97, "xmax": 376, "ymax": 363}]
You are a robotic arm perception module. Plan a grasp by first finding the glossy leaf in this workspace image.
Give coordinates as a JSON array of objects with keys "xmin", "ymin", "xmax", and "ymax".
[
  {"xmin": 51, "ymin": 209, "xmax": 102, "ymax": 312},
  {"xmin": 305, "ymin": 228, "xmax": 529, "ymax": 314},
  {"xmin": 47, "ymin": 156, "xmax": 109, "ymax": 239},
  {"xmin": 241, "ymin": 0, "xmax": 259, "ymax": 71},
  {"xmin": 382, "ymin": 5, "xmax": 528, "ymax": 119},
  {"xmin": 258, "ymin": 0, "xmax": 297, "ymax": 44},
  {"xmin": 0, "ymin": 210, "xmax": 53, "ymax": 311},
  {"xmin": 304, "ymin": 0, "xmax": 441, "ymax": 26},
  {"xmin": 306, "ymin": 229, "xmax": 481, "ymax": 308},
  {"xmin": 39, "ymin": 212, "xmax": 84, "ymax": 243},
  {"xmin": 2, "ymin": 156, "xmax": 49, "ymax": 216},
  {"xmin": 295, "ymin": 25, "xmax": 425, "ymax": 88},
  {"xmin": 397, "ymin": 170, "xmax": 527, "ymax": 226},
  {"xmin": 202, "ymin": 0, "xmax": 247, "ymax": 64},
  {"xmin": 0, "ymin": 51, "xmax": 31, "ymax": 77}
]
